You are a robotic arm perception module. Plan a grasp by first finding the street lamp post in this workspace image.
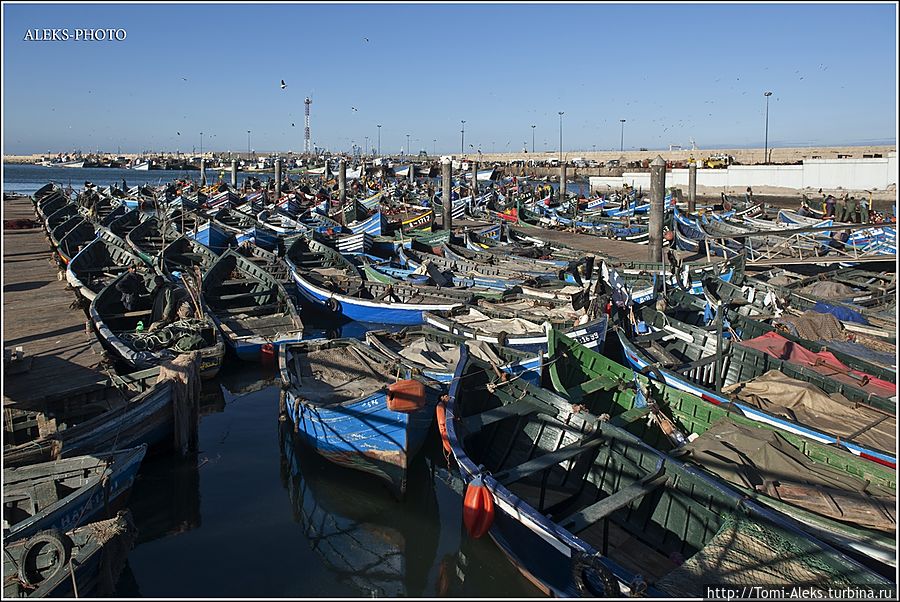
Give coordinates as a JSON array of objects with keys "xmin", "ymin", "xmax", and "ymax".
[
  {"xmin": 200, "ymin": 132, "xmax": 203, "ymax": 158},
  {"xmin": 619, "ymin": 120, "xmax": 626, "ymax": 153},
  {"xmin": 247, "ymin": 130, "xmax": 251, "ymax": 158},
  {"xmin": 764, "ymin": 91, "xmax": 773, "ymax": 164},
  {"xmin": 460, "ymin": 120, "xmax": 466, "ymax": 155},
  {"xmin": 531, "ymin": 125, "xmax": 536, "ymax": 157},
  {"xmin": 377, "ymin": 124, "xmax": 382, "ymax": 157},
  {"xmin": 433, "ymin": 139, "xmax": 437, "ymax": 156},
  {"xmin": 558, "ymin": 112, "xmax": 564, "ymax": 163},
  {"xmin": 365, "ymin": 136, "xmax": 369, "ymax": 157},
  {"xmin": 406, "ymin": 134, "xmax": 410, "ymax": 157}
]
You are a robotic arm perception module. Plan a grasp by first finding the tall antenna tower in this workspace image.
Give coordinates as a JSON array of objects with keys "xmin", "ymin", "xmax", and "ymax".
[{"xmin": 304, "ymin": 97, "xmax": 312, "ymax": 155}]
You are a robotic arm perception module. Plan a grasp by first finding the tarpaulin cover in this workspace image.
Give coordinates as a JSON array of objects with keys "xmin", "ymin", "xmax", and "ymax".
[
  {"xmin": 684, "ymin": 417, "xmax": 895, "ymax": 531},
  {"xmin": 723, "ymin": 370, "xmax": 895, "ymax": 454},
  {"xmin": 772, "ymin": 310, "xmax": 845, "ymax": 342},
  {"xmin": 799, "ymin": 281, "xmax": 857, "ymax": 300},
  {"xmin": 453, "ymin": 308, "xmax": 541, "ymax": 335},
  {"xmin": 813, "ymin": 301, "xmax": 870, "ymax": 325},
  {"xmin": 398, "ymin": 338, "xmax": 504, "ymax": 372},
  {"xmin": 818, "ymin": 339, "xmax": 897, "ymax": 371},
  {"xmin": 737, "ymin": 331, "xmax": 895, "ymax": 399}
]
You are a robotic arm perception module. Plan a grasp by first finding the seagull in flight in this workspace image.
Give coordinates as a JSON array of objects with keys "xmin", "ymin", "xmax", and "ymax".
[
  {"xmin": 363, "ymin": 37, "xmax": 369, "ymax": 42},
  {"xmin": 351, "ymin": 107, "xmax": 358, "ymax": 112},
  {"xmin": 181, "ymin": 77, "xmax": 188, "ymax": 81},
  {"xmin": 281, "ymin": 79, "xmax": 287, "ymax": 89}
]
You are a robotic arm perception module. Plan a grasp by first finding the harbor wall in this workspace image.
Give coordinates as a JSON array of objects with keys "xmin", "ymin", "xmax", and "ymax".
[{"xmin": 590, "ymin": 154, "xmax": 897, "ymax": 193}]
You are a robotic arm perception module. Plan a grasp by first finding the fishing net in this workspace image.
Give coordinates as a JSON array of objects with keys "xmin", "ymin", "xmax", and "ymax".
[
  {"xmin": 90, "ymin": 512, "xmax": 137, "ymax": 596},
  {"xmin": 772, "ymin": 310, "xmax": 846, "ymax": 341},
  {"xmin": 120, "ymin": 319, "xmax": 211, "ymax": 354},
  {"xmin": 799, "ymin": 281, "xmax": 857, "ymax": 300},
  {"xmin": 655, "ymin": 513, "xmax": 856, "ymax": 596},
  {"xmin": 157, "ymin": 351, "xmax": 201, "ymax": 455},
  {"xmin": 296, "ymin": 347, "xmax": 394, "ymax": 405}
]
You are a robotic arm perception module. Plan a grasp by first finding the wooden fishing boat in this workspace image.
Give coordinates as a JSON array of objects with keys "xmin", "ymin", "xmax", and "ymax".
[
  {"xmin": 444, "ymin": 345, "xmax": 893, "ymax": 597},
  {"xmin": 207, "ymin": 207, "xmax": 278, "ymax": 251},
  {"xmin": 616, "ymin": 307, "xmax": 896, "ymax": 467},
  {"xmin": 548, "ymin": 328, "xmax": 896, "ymax": 571},
  {"xmin": 36, "ymin": 193, "xmax": 72, "ymax": 223},
  {"xmin": 364, "ymin": 326, "xmax": 542, "ymax": 385},
  {"xmin": 202, "ymin": 248, "xmax": 304, "ymax": 361},
  {"xmin": 31, "ymin": 182, "xmax": 60, "ymax": 204},
  {"xmin": 90, "ymin": 269, "xmax": 225, "ymax": 377},
  {"xmin": 278, "ymin": 338, "xmax": 440, "ymax": 498},
  {"xmin": 743, "ymin": 267, "xmax": 896, "ymax": 312},
  {"xmin": 3, "ymin": 511, "xmax": 137, "ymax": 598},
  {"xmin": 55, "ymin": 217, "xmax": 97, "ymax": 265},
  {"xmin": 45, "ymin": 209, "xmax": 80, "ymax": 244},
  {"xmin": 712, "ymin": 271, "xmax": 896, "ymax": 334},
  {"xmin": 424, "ymin": 295, "xmax": 607, "ymax": 355},
  {"xmin": 107, "ymin": 208, "xmax": 145, "ymax": 243},
  {"xmin": 66, "ymin": 231, "xmax": 144, "ymax": 302},
  {"xmin": 160, "ymin": 234, "xmax": 219, "ymax": 277},
  {"xmin": 384, "ymin": 205, "xmax": 434, "ymax": 234},
  {"xmin": 286, "ymin": 237, "xmax": 465, "ymax": 325},
  {"xmin": 2, "ymin": 368, "xmax": 187, "ymax": 468},
  {"xmin": 3, "ymin": 445, "xmax": 147, "ymax": 542},
  {"xmin": 126, "ymin": 215, "xmax": 188, "ymax": 266}
]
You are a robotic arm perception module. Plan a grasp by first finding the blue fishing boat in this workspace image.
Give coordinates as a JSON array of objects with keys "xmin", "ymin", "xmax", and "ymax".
[
  {"xmin": 286, "ymin": 237, "xmax": 464, "ymax": 325},
  {"xmin": 278, "ymin": 338, "xmax": 440, "ymax": 498}
]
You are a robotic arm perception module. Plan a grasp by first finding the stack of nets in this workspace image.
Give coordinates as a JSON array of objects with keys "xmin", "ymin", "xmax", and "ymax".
[
  {"xmin": 121, "ymin": 319, "xmax": 210, "ymax": 353},
  {"xmin": 772, "ymin": 310, "xmax": 846, "ymax": 341}
]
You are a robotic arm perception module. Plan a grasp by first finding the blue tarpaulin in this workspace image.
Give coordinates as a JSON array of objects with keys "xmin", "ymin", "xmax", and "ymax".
[{"xmin": 812, "ymin": 301, "xmax": 870, "ymax": 325}]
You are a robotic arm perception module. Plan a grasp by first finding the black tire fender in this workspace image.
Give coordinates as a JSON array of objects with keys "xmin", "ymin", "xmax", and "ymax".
[
  {"xmin": 19, "ymin": 529, "xmax": 73, "ymax": 589},
  {"xmin": 495, "ymin": 331, "xmax": 509, "ymax": 347},
  {"xmin": 571, "ymin": 550, "xmax": 619, "ymax": 597},
  {"xmin": 325, "ymin": 297, "xmax": 340, "ymax": 314}
]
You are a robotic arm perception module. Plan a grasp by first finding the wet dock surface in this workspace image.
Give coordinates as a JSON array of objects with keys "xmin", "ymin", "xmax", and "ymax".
[{"xmin": 3, "ymin": 195, "xmax": 104, "ymax": 409}]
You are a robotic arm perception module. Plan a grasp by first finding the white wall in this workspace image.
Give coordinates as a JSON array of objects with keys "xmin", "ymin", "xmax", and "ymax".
[{"xmin": 590, "ymin": 153, "xmax": 897, "ymax": 193}]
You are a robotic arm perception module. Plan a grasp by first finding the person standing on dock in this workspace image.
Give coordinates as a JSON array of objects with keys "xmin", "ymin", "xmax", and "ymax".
[
  {"xmin": 834, "ymin": 195, "xmax": 846, "ymax": 222},
  {"xmin": 824, "ymin": 194, "xmax": 836, "ymax": 217}
]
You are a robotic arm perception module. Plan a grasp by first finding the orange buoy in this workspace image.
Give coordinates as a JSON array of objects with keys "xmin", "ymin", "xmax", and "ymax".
[
  {"xmin": 261, "ymin": 342, "xmax": 276, "ymax": 363},
  {"xmin": 435, "ymin": 401, "xmax": 452, "ymax": 455},
  {"xmin": 387, "ymin": 379, "xmax": 426, "ymax": 412},
  {"xmin": 463, "ymin": 475, "xmax": 495, "ymax": 539}
]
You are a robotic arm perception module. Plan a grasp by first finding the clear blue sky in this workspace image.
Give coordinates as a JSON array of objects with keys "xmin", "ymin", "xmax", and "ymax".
[{"xmin": 3, "ymin": 2, "xmax": 897, "ymax": 155}]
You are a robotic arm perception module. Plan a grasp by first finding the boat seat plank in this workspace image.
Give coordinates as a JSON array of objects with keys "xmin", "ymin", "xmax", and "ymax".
[
  {"xmin": 493, "ymin": 435, "xmax": 605, "ymax": 485},
  {"xmin": 644, "ymin": 341, "xmax": 681, "ymax": 368},
  {"xmin": 633, "ymin": 330, "xmax": 675, "ymax": 344},
  {"xmin": 461, "ymin": 398, "xmax": 545, "ymax": 433},
  {"xmin": 609, "ymin": 406, "xmax": 652, "ymax": 427},
  {"xmin": 558, "ymin": 467, "xmax": 669, "ymax": 535},
  {"xmin": 567, "ymin": 374, "xmax": 620, "ymax": 399},
  {"xmin": 671, "ymin": 355, "xmax": 719, "ymax": 373},
  {"xmin": 214, "ymin": 289, "xmax": 276, "ymax": 301},
  {"xmin": 101, "ymin": 310, "xmax": 153, "ymax": 320}
]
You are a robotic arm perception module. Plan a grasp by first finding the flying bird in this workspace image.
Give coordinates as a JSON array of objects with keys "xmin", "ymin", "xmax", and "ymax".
[
  {"xmin": 181, "ymin": 77, "xmax": 188, "ymax": 81},
  {"xmin": 281, "ymin": 79, "xmax": 287, "ymax": 89},
  {"xmin": 291, "ymin": 123, "xmax": 295, "ymax": 127},
  {"xmin": 363, "ymin": 37, "xmax": 369, "ymax": 42},
  {"xmin": 177, "ymin": 132, "xmax": 181, "ymax": 135},
  {"xmin": 351, "ymin": 107, "xmax": 358, "ymax": 112}
]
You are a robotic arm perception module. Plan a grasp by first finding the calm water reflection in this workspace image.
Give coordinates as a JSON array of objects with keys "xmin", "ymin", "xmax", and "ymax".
[{"xmin": 117, "ymin": 359, "xmax": 541, "ymax": 597}]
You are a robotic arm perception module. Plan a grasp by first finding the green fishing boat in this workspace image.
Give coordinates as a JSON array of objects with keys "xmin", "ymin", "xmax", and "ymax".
[{"xmin": 547, "ymin": 328, "xmax": 896, "ymax": 572}]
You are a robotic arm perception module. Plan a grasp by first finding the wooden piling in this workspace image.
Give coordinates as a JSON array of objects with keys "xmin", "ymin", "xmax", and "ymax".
[
  {"xmin": 200, "ymin": 159, "xmax": 206, "ymax": 188},
  {"xmin": 231, "ymin": 160, "xmax": 238, "ymax": 188},
  {"xmin": 648, "ymin": 155, "xmax": 666, "ymax": 262},
  {"xmin": 442, "ymin": 158, "xmax": 452, "ymax": 231},
  {"xmin": 275, "ymin": 158, "xmax": 282, "ymax": 199},
  {"xmin": 337, "ymin": 160, "xmax": 347, "ymax": 226},
  {"xmin": 688, "ymin": 161, "xmax": 697, "ymax": 212}
]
